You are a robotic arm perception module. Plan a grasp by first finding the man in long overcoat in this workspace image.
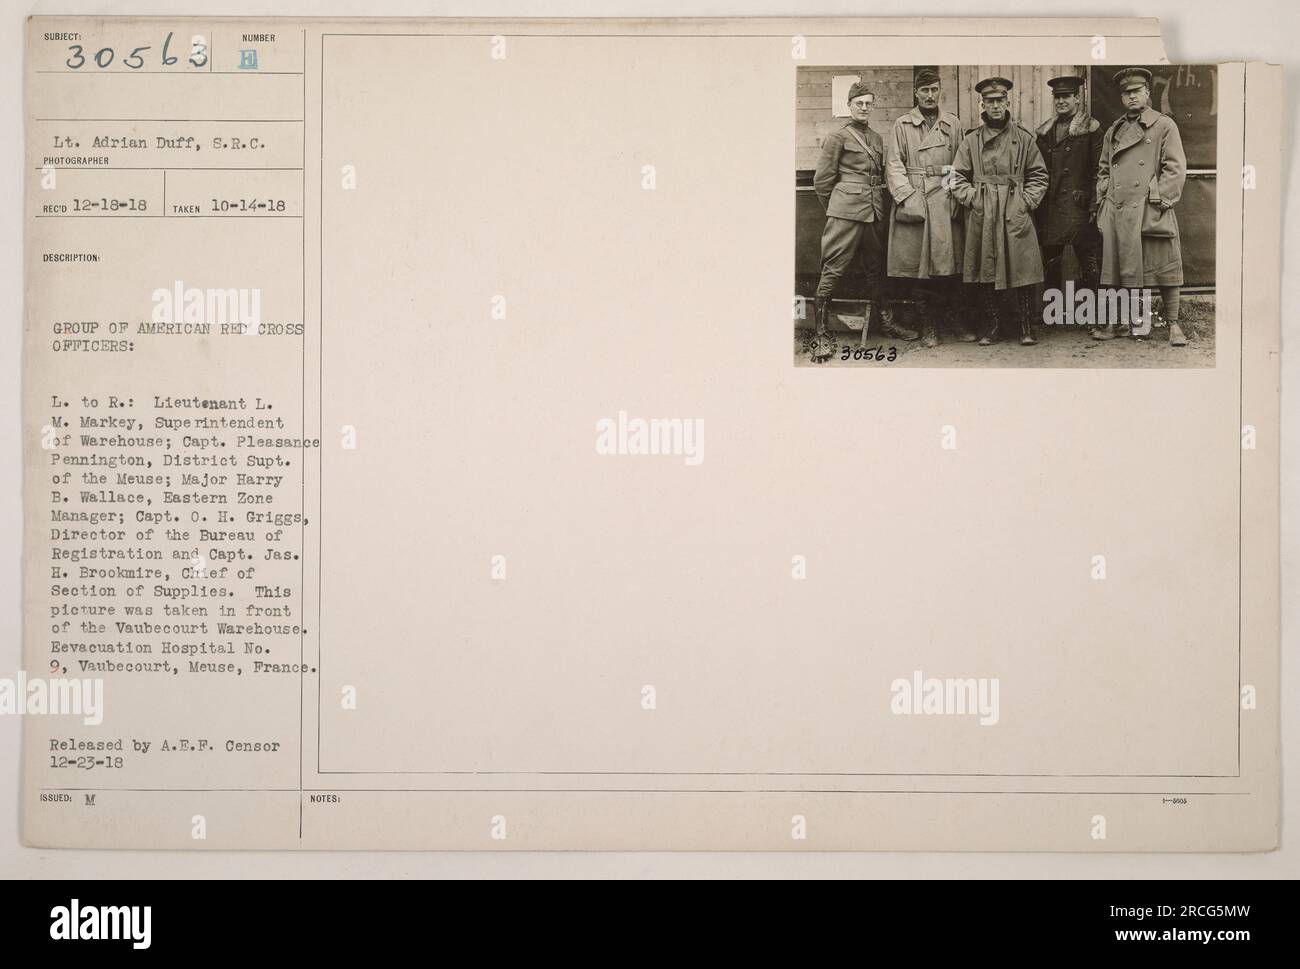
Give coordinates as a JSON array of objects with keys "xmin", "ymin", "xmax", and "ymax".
[
  {"xmin": 1034, "ymin": 75, "xmax": 1103, "ymax": 326},
  {"xmin": 949, "ymin": 76, "xmax": 1049, "ymax": 345},
  {"xmin": 809, "ymin": 78, "xmax": 920, "ymax": 362},
  {"xmin": 1095, "ymin": 67, "xmax": 1189, "ymax": 345},
  {"xmin": 884, "ymin": 68, "xmax": 973, "ymax": 347}
]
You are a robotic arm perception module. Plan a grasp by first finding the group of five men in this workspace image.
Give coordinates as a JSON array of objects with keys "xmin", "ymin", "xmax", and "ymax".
[{"xmin": 809, "ymin": 67, "xmax": 1189, "ymax": 362}]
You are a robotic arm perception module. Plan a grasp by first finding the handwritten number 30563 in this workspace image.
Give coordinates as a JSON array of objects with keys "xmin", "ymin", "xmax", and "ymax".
[{"xmin": 65, "ymin": 32, "xmax": 208, "ymax": 70}]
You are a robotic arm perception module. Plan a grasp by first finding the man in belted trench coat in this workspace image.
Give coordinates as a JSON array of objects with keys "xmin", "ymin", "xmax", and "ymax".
[
  {"xmin": 809, "ymin": 78, "xmax": 919, "ymax": 363},
  {"xmin": 949, "ymin": 76, "xmax": 1049, "ymax": 345},
  {"xmin": 884, "ymin": 68, "xmax": 974, "ymax": 347},
  {"xmin": 1034, "ymin": 75, "xmax": 1104, "ymax": 321},
  {"xmin": 1095, "ymin": 66, "xmax": 1189, "ymax": 346}
]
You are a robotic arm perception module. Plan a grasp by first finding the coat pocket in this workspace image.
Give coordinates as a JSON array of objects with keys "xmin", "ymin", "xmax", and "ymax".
[
  {"xmin": 1005, "ymin": 188, "xmax": 1033, "ymax": 237},
  {"xmin": 1141, "ymin": 201, "xmax": 1176, "ymax": 238},
  {"xmin": 894, "ymin": 191, "xmax": 926, "ymax": 224},
  {"xmin": 1096, "ymin": 197, "xmax": 1112, "ymax": 236}
]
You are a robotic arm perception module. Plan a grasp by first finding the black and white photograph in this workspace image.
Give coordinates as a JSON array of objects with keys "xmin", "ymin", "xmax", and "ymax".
[{"xmin": 795, "ymin": 64, "xmax": 1219, "ymax": 367}]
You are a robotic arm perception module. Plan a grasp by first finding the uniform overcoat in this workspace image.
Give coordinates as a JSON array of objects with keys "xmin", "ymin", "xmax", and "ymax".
[
  {"xmin": 884, "ymin": 108, "xmax": 966, "ymax": 278},
  {"xmin": 949, "ymin": 118, "xmax": 1049, "ymax": 289},
  {"xmin": 1034, "ymin": 111, "xmax": 1103, "ymax": 246},
  {"xmin": 1095, "ymin": 107, "xmax": 1187, "ymax": 287}
]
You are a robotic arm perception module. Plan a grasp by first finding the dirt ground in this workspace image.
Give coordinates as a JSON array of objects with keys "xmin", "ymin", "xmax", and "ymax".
[{"xmin": 794, "ymin": 296, "xmax": 1216, "ymax": 368}]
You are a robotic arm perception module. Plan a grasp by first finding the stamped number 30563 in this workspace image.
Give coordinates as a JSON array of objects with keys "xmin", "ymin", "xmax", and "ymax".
[{"xmin": 842, "ymin": 344, "xmax": 898, "ymax": 362}]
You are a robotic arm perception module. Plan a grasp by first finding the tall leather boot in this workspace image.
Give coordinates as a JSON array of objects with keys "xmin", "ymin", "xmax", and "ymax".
[
  {"xmin": 810, "ymin": 296, "xmax": 834, "ymax": 363},
  {"xmin": 919, "ymin": 294, "xmax": 940, "ymax": 348},
  {"xmin": 876, "ymin": 301, "xmax": 918, "ymax": 341},
  {"xmin": 947, "ymin": 304, "xmax": 978, "ymax": 342},
  {"xmin": 1018, "ymin": 288, "xmax": 1037, "ymax": 345},
  {"xmin": 1130, "ymin": 290, "xmax": 1153, "ymax": 340},
  {"xmin": 977, "ymin": 288, "xmax": 1000, "ymax": 346}
]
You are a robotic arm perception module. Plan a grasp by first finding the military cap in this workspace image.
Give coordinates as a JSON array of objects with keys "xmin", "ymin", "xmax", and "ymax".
[
  {"xmin": 1113, "ymin": 66, "xmax": 1153, "ymax": 90},
  {"xmin": 1047, "ymin": 75, "xmax": 1084, "ymax": 95},
  {"xmin": 975, "ymin": 76, "xmax": 1013, "ymax": 95},
  {"xmin": 914, "ymin": 67, "xmax": 941, "ymax": 87},
  {"xmin": 846, "ymin": 78, "xmax": 874, "ymax": 103}
]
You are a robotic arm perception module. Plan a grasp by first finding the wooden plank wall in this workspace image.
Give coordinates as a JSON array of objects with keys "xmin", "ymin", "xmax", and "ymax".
[
  {"xmin": 796, "ymin": 65, "xmax": 1082, "ymax": 171},
  {"xmin": 957, "ymin": 65, "xmax": 1086, "ymax": 132},
  {"xmin": 795, "ymin": 66, "xmax": 958, "ymax": 171}
]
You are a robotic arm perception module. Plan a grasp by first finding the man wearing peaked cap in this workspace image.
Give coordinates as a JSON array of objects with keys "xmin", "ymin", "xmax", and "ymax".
[
  {"xmin": 809, "ymin": 77, "xmax": 919, "ymax": 362},
  {"xmin": 1035, "ymin": 74, "xmax": 1103, "ymax": 332},
  {"xmin": 975, "ymin": 76, "xmax": 1013, "ymax": 96},
  {"xmin": 948, "ymin": 75, "xmax": 1049, "ymax": 345},
  {"xmin": 1094, "ymin": 66, "xmax": 1189, "ymax": 345},
  {"xmin": 1113, "ymin": 66, "xmax": 1153, "ymax": 89},
  {"xmin": 883, "ymin": 66, "xmax": 972, "ymax": 348}
]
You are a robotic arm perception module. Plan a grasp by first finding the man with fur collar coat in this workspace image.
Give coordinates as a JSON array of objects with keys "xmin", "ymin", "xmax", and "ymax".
[{"xmin": 1034, "ymin": 75, "xmax": 1104, "ymax": 318}]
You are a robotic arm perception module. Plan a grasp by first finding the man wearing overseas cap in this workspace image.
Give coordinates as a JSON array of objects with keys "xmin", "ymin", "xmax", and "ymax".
[
  {"xmin": 808, "ymin": 77, "xmax": 920, "ymax": 363},
  {"xmin": 1094, "ymin": 66, "xmax": 1189, "ymax": 345},
  {"xmin": 1034, "ymin": 74, "xmax": 1104, "ymax": 330},
  {"xmin": 883, "ymin": 67, "xmax": 974, "ymax": 348},
  {"xmin": 949, "ymin": 76, "xmax": 1049, "ymax": 346}
]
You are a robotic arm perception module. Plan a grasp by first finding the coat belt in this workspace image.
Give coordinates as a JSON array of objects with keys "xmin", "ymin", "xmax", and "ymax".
[
  {"xmin": 905, "ymin": 165, "xmax": 945, "ymax": 176},
  {"xmin": 974, "ymin": 174, "xmax": 1023, "ymax": 186},
  {"xmin": 839, "ymin": 175, "xmax": 883, "ymax": 186}
]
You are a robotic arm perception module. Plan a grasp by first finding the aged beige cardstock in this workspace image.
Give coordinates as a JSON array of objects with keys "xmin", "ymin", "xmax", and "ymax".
[{"xmin": 21, "ymin": 17, "xmax": 1280, "ymax": 850}]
